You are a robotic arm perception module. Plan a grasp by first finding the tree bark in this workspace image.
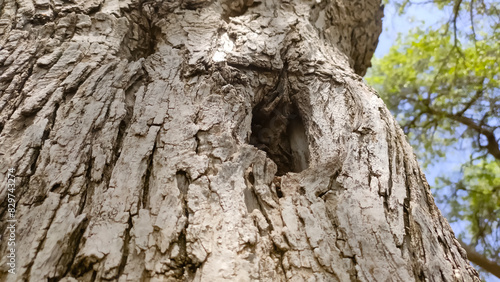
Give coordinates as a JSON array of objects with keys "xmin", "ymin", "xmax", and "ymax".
[{"xmin": 0, "ymin": 0, "xmax": 480, "ymax": 281}]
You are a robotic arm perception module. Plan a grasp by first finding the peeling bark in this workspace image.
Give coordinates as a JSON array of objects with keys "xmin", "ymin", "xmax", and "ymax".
[{"xmin": 0, "ymin": 0, "xmax": 480, "ymax": 281}]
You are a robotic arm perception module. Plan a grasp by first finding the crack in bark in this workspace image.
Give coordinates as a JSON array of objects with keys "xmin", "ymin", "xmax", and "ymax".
[
  {"xmin": 141, "ymin": 137, "xmax": 156, "ymax": 210},
  {"xmin": 402, "ymin": 170, "xmax": 412, "ymax": 249},
  {"xmin": 176, "ymin": 170, "xmax": 190, "ymax": 222},
  {"xmin": 273, "ymin": 243, "xmax": 288, "ymax": 280},
  {"xmin": 78, "ymin": 146, "xmax": 95, "ymax": 218},
  {"xmin": 350, "ymin": 254, "xmax": 360, "ymax": 281},
  {"xmin": 59, "ymin": 217, "xmax": 89, "ymax": 280},
  {"xmin": 90, "ymin": 270, "xmax": 97, "ymax": 282},
  {"xmin": 117, "ymin": 215, "xmax": 133, "ymax": 279}
]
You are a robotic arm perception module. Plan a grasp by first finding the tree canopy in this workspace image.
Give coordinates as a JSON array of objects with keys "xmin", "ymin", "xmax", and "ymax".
[{"xmin": 367, "ymin": 0, "xmax": 500, "ymax": 279}]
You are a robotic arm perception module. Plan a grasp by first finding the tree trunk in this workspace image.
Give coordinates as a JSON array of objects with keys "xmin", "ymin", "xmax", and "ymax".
[{"xmin": 0, "ymin": 0, "xmax": 480, "ymax": 281}]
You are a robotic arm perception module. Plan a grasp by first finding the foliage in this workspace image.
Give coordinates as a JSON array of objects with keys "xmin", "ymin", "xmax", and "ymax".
[
  {"xmin": 368, "ymin": 27, "xmax": 500, "ymax": 166},
  {"xmin": 366, "ymin": 0, "xmax": 500, "ymax": 278},
  {"xmin": 436, "ymin": 160, "xmax": 500, "ymax": 258}
]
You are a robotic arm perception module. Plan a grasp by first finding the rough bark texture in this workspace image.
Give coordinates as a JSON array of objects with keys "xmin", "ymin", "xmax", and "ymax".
[{"xmin": 0, "ymin": 0, "xmax": 480, "ymax": 281}]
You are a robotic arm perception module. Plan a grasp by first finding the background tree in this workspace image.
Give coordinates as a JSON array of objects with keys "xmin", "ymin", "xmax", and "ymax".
[
  {"xmin": 367, "ymin": 0, "xmax": 500, "ymax": 279},
  {"xmin": 0, "ymin": 0, "xmax": 481, "ymax": 281}
]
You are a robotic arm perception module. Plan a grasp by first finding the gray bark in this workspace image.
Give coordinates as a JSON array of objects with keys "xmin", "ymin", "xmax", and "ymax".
[{"xmin": 0, "ymin": 0, "xmax": 480, "ymax": 281}]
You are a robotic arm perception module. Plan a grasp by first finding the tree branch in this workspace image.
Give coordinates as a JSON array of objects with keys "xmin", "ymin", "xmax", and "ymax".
[
  {"xmin": 469, "ymin": 0, "xmax": 478, "ymax": 45},
  {"xmin": 458, "ymin": 239, "xmax": 500, "ymax": 279},
  {"xmin": 452, "ymin": 0, "xmax": 463, "ymax": 49},
  {"xmin": 426, "ymin": 107, "xmax": 500, "ymax": 160},
  {"xmin": 446, "ymin": 114, "xmax": 500, "ymax": 160},
  {"xmin": 457, "ymin": 79, "xmax": 484, "ymax": 116}
]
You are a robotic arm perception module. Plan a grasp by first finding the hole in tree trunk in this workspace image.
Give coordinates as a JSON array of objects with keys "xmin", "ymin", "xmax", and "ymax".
[{"xmin": 250, "ymin": 100, "xmax": 310, "ymax": 176}]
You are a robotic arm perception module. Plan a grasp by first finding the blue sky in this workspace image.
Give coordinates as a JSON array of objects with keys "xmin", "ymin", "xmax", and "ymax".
[
  {"xmin": 373, "ymin": 3, "xmax": 499, "ymax": 281},
  {"xmin": 375, "ymin": 3, "xmax": 445, "ymax": 57}
]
